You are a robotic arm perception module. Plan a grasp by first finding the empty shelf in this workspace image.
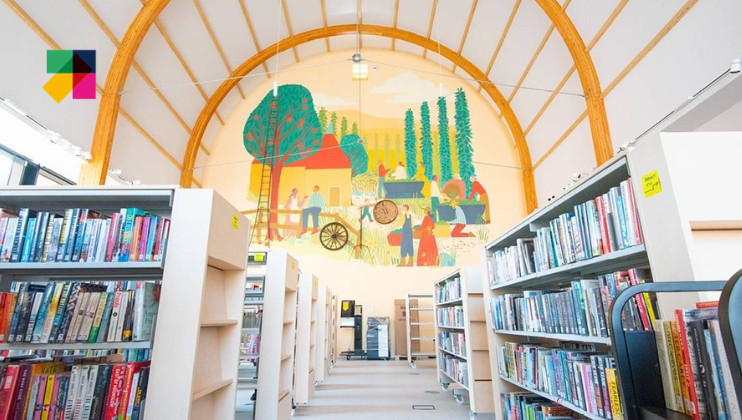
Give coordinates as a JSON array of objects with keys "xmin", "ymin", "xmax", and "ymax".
[{"xmin": 192, "ymin": 378, "xmax": 233, "ymax": 401}]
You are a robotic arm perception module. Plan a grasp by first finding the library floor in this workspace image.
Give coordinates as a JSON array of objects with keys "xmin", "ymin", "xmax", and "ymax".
[{"xmin": 292, "ymin": 359, "xmax": 493, "ymax": 419}]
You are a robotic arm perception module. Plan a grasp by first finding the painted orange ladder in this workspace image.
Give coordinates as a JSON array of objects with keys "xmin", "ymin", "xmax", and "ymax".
[{"xmin": 252, "ymin": 96, "xmax": 279, "ymax": 244}]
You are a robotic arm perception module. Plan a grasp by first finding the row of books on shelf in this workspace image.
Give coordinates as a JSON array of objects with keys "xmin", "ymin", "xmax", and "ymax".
[
  {"xmin": 490, "ymin": 269, "xmax": 655, "ymax": 338},
  {"xmin": 0, "ymin": 281, "xmax": 159, "ymax": 345},
  {"xmin": 240, "ymin": 332, "xmax": 261, "ymax": 356},
  {"xmin": 439, "ymin": 354, "xmax": 468, "ymax": 388},
  {"xmin": 435, "ymin": 276, "xmax": 461, "ymax": 303},
  {"xmin": 438, "ymin": 331, "xmax": 466, "ymax": 358},
  {"xmin": 501, "ymin": 392, "xmax": 589, "ymax": 420},
  {"xmin": 498, "ymin": 341, "xmax": 622, "ymax": 420},
  {"xmin": 488, "ymin": 178, "xmax": 642, "ymax": 284},
  {"xmin": 0, "ymin": 208, "xmax": 170, "ymax": 265},
  {"xmin": 1, "ymin": 349, "xmax": 150, "ymax": 365},
  {"xmin": 0, "ymin": 357, "xmax": 149, "ymax": 420},
  {"xmin": 436, "ymin": 306, "xmax": 464, "ymax": 328},
  {"xmin": 655, "ymin": 303, "xmax": 739, "ymax": 419}
]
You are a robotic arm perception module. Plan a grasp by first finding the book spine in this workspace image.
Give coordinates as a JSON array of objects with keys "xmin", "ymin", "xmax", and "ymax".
[
  {"xmin": 39, "ymin": 284, "xmax": 63, "ymax": 344},
  {"xmin": 74, "ymin": 213, "xmax": 91, "ymax": 262},
  {"xmin": 0, "ymin": 218, "xmax": 18, "ymax": 262},
  {"xmin": 653, "ymin": 319, "xmax": 677, "ymax": 410},
  {"xmin": 676, "ymin": 311, "xmax": 701, "ymax": 418},
  {"xmin": 606, "ymin": 368, "xmax": 623, "ymax": 420},
  {"xmin": 56, "ymin": 284, "xmax": 80, "ymax": 344},
  {"xmin": 31, "ymin": 285, "xmax": 54, "ymax": 343},
  {"xmin": 118, "ymin": 210, "xmax": 133, "ymax": 262},
  {"xmin": 116, "ymin": 292, "xmax": 130, "ymax": 342},
  {"xmin": 46, "ymin": 219, "xmax": 63, "ymax": 263},
  {"xmin": 689, "ymin": 321, "xmax": 713, "ymax": 419},
  {"xmin": 81, "ymin": 366, "xmax": 98, "ymax": 420},
  {"xmin": 104, "ymin": 365, "xmax": 125, "ymax": 420},
  {"xmin": 31, "ymin": 213, "xmax": 48, "ymax": 262},
  {"xmin": 105, "ymin": 213, "xmax": 120, "ymax": 263},
  {"xmin": 0, "ymin": 365, "xmax": 20, "ymax": 419},
  {"xmin": 129, "ymin": 217, "xmax": 142, "ymax": 263},
  {"xmin": 24, "ymin": 292, "xmax": 44, "ymax": 342},
  {"xmin": 79, "ymin": 220, "xmax": 94, "ymax": 263},
  {"xmin": 11, "ymin": 364, "xmax": 31, "ymax": 420},
  {"xmin": 10, "ymin": 208, "xmax": 30, "ymax": 263},
  {"xmin": 157, "ymin": 220, "xmax": 170, "ymax": 262},
  {"xmin": 39, "ymin": 216, "xmax": 55, "ymax": 263},
  {"xmin": 63, "ymin": 367, "xmax": 79, "ymax": 420},
  {"xmin": 65, "ymin": 292, "xmax": 88, "ymax": 343},
  {"xmin": 77, "ymin": 292, "xmax": 101, "ymax": 342},
  {"xmin": 63, "ymin": 209, "xmax": 81, "ymax": 262},
  {"xmin": 20, "ymin": 218, "xmax": 37, "ymax": 263},
  {"xmin": 40, "ymin": 375, "xmax": 54, "ymax": 420},
  {"xmin": 122, "ymin": 291, "xmax": 134, "ymax": 342},
  {"xmin": 97, "ymin": 293, "xmax": 116, "ymax": 344},
  {"xmin": 71, "ymin": 366, "xmax": 89, "ymax": 420},
  {"xmin": 88, "ymin": 292, "xmax": 109, "ymax": 343},
  {"xmin": 137, "ymin": 217, "xmax": 150, "ymax": 262},
  {"xmin": 107, "ymin": 292, "xmax": 123, "ymax": 343},
  {"xmin": 48, "ymin": 284, "xmax": 71, "ymax": 344},
  {"xmin": 89, "ymin": 365, "xmax": 111, "ymax": 420},
  {"xmin": 709, "ymin": 320, "xmax": 740, "ymax": 418},
  {"xmin": 55, "ymin": 209, "xmax": 73, "ymax": 262}
]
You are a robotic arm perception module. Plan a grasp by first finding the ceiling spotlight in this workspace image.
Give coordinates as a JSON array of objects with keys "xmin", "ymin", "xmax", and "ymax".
[
  {"xmin": 731, "ymin": 58, "xmax": 741, "ymax": 74},
  {"xmin": 71, "ymin": 146, "xmax": 82, "ymax": 156},
  {"xmin": 49, "ymin": 131, "xmax": 62, "ymax": 144},
  {"xmin": 131, "ymin": 180, "xmax": 141, "ymax": 185},
  {"xmin": 351, "ymin": 53, "xmax": 363, "ymax": 63},
  {"xmin": 110, "ymin": 168, "xmax": 123, "ymax": 176},
  {"xmin": 82, "ymin": 151, "xmax": 92, "ymax": 161}
]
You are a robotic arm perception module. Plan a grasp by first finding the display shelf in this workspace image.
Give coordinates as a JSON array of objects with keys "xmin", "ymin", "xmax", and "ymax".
[
  {"xmin": 315, "ymin": 285, "xmax": 331, "ymax": 382},
  {"xmin": 434, "ymin": 267, "xmax": 494, "ymax": 416},
  {"xmin": 498, "ymin": 375, "xmax": 603, "ymax": 420},
  {"xmin": 493, "ymin": 329, "xmax": 613, "ymax": 345},
  {"xmin": 146, "ymin": 189, "xmax": 250, "ymax": 420},
  {"xmin": 490, "ymin": 244, "xmax": 648, "ymax": 291},
  {"xmin": 294, "ymin": 272, "xmax": 319, "ymax": 404},
  {"xmin": 0, "ymin": 261, "xmax": 165, "ymax": 277},
  {"xmin": 406, "ymin": 293, "xmax": 436, "ymax": 367},
  {"xmin": 255, "ymin": 251, "xmax": 299, "ymax": 420},
  {"xmin": 330, "ymin": 293, "xmax": 338, "ymax": 367},
  {"xmin": 0, "ymin": 186, "xmax": 175, "ymax": 213},
  {"xmin": 0, "ymin": 341, "xmax": 150, "ymax": 350},
  {"xmin": 436, "ymin": 298, "xmax": 464, "ymax": 306}
]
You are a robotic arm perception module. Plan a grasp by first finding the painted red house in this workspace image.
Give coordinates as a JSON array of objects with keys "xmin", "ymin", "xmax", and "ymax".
[{"xmin": 249, "ymin": 133, "xmax": 352, "ymax": 207}]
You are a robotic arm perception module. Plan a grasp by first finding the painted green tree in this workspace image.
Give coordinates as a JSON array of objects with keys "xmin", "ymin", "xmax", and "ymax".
[
  {"xmin": 339, "ymin": 134, "xmax": 368, "ymax": 177},
  {"xmin": 340, "ymin": 117, "xmax": 348, "ymax": 139},
  {"xmin": 352, "ymin": 122, "xmax": 359, "ymax": 135},
  {"xmin": 244, "ymin": 84, "xmax": 322, "ymax": 239},
  {"xmin": 384, "ymin": 133, "xmax": 391, "ymax": 168},
  {"xmin": 403, "ymin": 109, "xmax": 417, "ymax": 179},
  {"xmin": 437, "ymin": 96, "xmax": 453, "ymax": 184},
  {"xmin": 330, "ymin": 112, "xmax": 338, "ymax": 138},
  {"xmin": 454, "ymin": 88, "xmax": 475, "ymax": 195},
  {"xmin": 420, "ymin": 101, "xmax": 434, "ymax": 180},
  {"xmin": 318, "ymin": 107, "xmax": 328, "ymax": 133}
]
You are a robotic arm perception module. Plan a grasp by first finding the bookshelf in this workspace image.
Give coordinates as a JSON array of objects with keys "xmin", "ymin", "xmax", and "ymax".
[
  {"xmin": 255, "ymin": 251, "xmax": 299, "ymax": 420},
  {"xmin": 315, "ymin": 284, "xmax": 331, "ymax": 382},
  {"xmin": 481, "ymin": 154, "xmax": 648, "ymax": 420},
  {"xmin": 294, "ymin": 272, "xmax": 318, "ymax": 405},
  {"xmin": 146, "ymin": 189, "xmax": 250, "ymax": 420},
  {"xmin": 330, "ymin": 293, "xmax": 337, "ymax": 367},
  {"xmin": 0, "ymin": 186, "xmax": 180, "ymax": 420},
  {"xmin": 434, "ymin": 267, "xmax": 494, "ymax": 418}
]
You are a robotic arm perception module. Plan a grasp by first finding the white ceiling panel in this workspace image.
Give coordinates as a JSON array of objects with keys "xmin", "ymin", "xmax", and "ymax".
[
  {"xmin": 120, "ymin": 71, "xmax": 188, "ymax": 160},
  {"xmin": 244, "ymin": 0, "xmax": 291, "ymax": 52},
  {"xmin": 496, "ymin": 84, "xmax": 514, "ymax": 100},
  {"xmin": 534, "ymin": 119, "xmax": 595, "ymax": 207},
  {"xmin": 325, "ymin": 0, "xmax": 357, "ymax": 25},
  {"xmin": 527, "ymin": 94, "xmax": 586, "ymax": 161},
  {"xmin": 461, "ymin": 0, "xmax": 517, "ymax": 73},
  {"xmin": 201, "ymin": 110, "xmax": 226, "ymax": 153},
  {"xmin": 193, "ymin": 150, "xmax": 208, "ymax": 185},
  {"xmin": 329, "ymin": 34, "xmax": 359, "ymax": 51},
  {"xmin": 395, "ymin": 40, "xmax": 423, "ymax": 56},
  {"xmin": 562, "ymin": 68, "xmax": 582, "ymax": 96},
  {"xmin": 431, "ymin": 0, "xmax": 473, "ymax": 51},
  {"xmin": 519, "ymin": 32, "xmax": 573, "ymax": 91},
  {"xmin": 217, "ymin": 88, "xmax": 243, "ymax": 123},
  {"xmin": 87, "ymin": 0, "xmax": 141, "ymax": 41},
  {"xmin": 297, "ymin": 39, "xmax": 328, "ymax": 61},
  {"xmin": 110, "ymin": 116, "xmax": 181, "ymax": 185},
  {"xmin": 134, "ymin": 29, "xmax": 206, "ymax": 127},
  {"xmin": 566, "ymin": 0, "xmax": 622, "ymax": 45},
  {"xmin": 20, "ymin": 0, "xmax": 117, "ymax": 84},
  {"xmin": 0, "ymin": 6, "xmax": 99, "ymax": 151},
  {"xmin": 509, "ymin": 88, "xmax": 552, "ymax": 129},
  {"xmin": 240, "ymin": 68, "xmax": 270, "ymax": 100},
  {"xmin": 453, "ymin": 66, "xmax": 479, "ymax": 92},
  {"xmin": 200, "ymin": 0, "xmax": 258, "ymax": 67},
  {"xmin": 285, "ymin": 0, "xmax": 324, "ymax": 34},
  {"xmin": 425, "ymin": 51, "xmax": 454, "ymax": 73},
  {"xmin": 590, "ymin": 0, "xmax": 687, "ymax": 89},
  {"xmin": 158, "ymin": 0, "xmax": 228, "ymax": 97},
  {"xmin": 397, "ymin": 0, "xmax": 434, "ymax": 35},
  {"xmin": 489, "ymin": 0, "xmax": 552, "ymax": 85},
  {"xmin": 265, "ymin": 50, "xmax": 296, "ymax": 74},
  {"xmin": 362, "ymin": 35, "xmax": 392, "ymax": 49},
  {"xmin": 362, "ymin": 0, "xmax": 395, "ymax": 26}
]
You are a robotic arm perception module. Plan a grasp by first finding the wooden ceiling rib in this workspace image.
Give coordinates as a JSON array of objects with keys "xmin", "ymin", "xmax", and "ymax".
[
  {"xmin": 507, "ymin": 0, "xmax": 571, "ymax": 103},
  {"xmin": 1, "ymin": 0, "xmax": 183, "ymax": 179},
  {"xmin": 421, "ymin": 0, "xmax": 438, "ymax": 59},
  {"xmin": 534, "ymin": 0, "xmax": 699, "ymax": 169},
  {"xmin": 192, "ymin": 0, "xmax": 246, "ymax": 100},
  {"xmin": 357, "ymin": 0, "xmax": 363, "ymax": 48},
  {"xmin": 319, "ymin": 0, "xmax": 330, "ymax": 51},
  {"xmin": 280, "ymin": 0, "xmax": 301, "ymax": 62},
  {"xmin": 477, "ymin": 0, "xmax": 522, "ymax": 93},
  {"xmin": 451, "ymin": 0, "xmax": 478, "ymax": 73},
  {"xmin": 239, "ymin": 0, "xmax": 271, "ymax": 78},
  {"xmin": 524, "ymin": 0, "xmax": 628, "ymax": 136},
  {"xmin": 391, "ymin": 0, "xmax": 399, "ymax": 50}
]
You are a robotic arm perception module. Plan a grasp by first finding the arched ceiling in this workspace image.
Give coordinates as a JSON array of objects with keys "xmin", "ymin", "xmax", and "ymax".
[{"xmin": 2, "ymin": 0, "xmax": 740, "ymax": 206}]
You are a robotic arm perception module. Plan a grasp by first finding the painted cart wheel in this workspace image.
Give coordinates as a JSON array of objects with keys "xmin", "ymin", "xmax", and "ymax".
[{"xmin": 320, "ymin": 222, "xmax": 348, "ymax": 251}]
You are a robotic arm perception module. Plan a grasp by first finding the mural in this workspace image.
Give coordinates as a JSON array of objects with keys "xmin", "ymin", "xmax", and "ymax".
[{"xmin": 244, "ymin": 77, "xmax": 492, "ymax": 267}]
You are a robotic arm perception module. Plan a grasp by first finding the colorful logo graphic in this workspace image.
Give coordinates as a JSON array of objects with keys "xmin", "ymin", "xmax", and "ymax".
[{"xmin": 43, "ymin": 50, "xmax": 96, "ymax": 103}]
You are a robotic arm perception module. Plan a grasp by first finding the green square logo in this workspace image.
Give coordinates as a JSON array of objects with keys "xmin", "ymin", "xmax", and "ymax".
[{"xmin": 47, "ymin": 50, "xmax": 73, "ymax": 74}]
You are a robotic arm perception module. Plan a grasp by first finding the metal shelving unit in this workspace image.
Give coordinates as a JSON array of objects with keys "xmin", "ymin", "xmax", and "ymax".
[
  {"xmin": 237, "ymin": 253, "xmax": 267, "ymax": 420},
  {"xmin": 405, "ymin": 293, "xmax": 435, "ymax": 368}
]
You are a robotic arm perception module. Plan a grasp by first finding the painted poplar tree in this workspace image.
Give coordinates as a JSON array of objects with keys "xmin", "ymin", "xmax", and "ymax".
[
  {"xmin": 243, "ymin": 85, "xmax": 322, "ymax": 240},
  {"xmin": 420, "ymin": 101, "xmax": 434, "ymax": 180},
  {"xmin": 318, "ymin": 107, "xmax": 328, "ymax": 133},
  {"xmin": 339, "ymin": 134, "xmax": 368, "ymax": 177},
  {"xmin": 384, "ymin": 133, "xmax": 391, "ymax": 167},
  {"xmin": 403, "ymin": 109, "xmax": 417, "ymax": 179},
  {"xmin": 340, "ymin": 117, "xmax": 348, "ymax": 139},
  {"xmin": 437, "ymin": 96, "xmax": 453, "ymax": 184},
  {"xmin": 352, "ymin": 122, "xmax": 359, "ymax": 135},
  {"xmin": 454, "ymin": 88, "xmax": 475, "ymax": 195},
  {"xmin": 330, "ymin": 112, "xmax": 338, "ymax": 138}
]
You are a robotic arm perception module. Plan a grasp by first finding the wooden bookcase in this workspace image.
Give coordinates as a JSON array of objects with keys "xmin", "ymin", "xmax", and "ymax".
[
  {"xmin": 294, "ymin": 272, "xmax": 318, "ymax": 404},
  {"xmin": 255, "ymin": 251, "xmax": 299, "ymax": 420},
  {"xmin": 434, "ymin": 267, "xmax": 494, "ymax": 418},
  {"xmin": 330, "ymin": 293, "xmax": 338, "ymax": 367},
  {"xmin": 146, "ymin": 189, "xmax": 250, "ymax": 420},
  {"xmin": 315, "ymin": 284, "xmax": 331, "ymax": 383}
]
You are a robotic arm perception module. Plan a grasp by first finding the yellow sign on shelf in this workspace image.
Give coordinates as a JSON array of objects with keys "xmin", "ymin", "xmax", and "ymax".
[
  {"xmin": 642, "ymin": 170, "xmax": 662, "ymax": 198},
  {"xmin": 253, "ymin": 253, "xmax": 265, "ymax": 262},
  {"xmin": 232, "ymin": 214, "xmax": 239, "ymax": 230}
]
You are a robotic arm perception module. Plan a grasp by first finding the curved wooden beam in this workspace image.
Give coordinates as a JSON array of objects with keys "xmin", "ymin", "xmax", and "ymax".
[
  {"xmin": 534, "ymin": 0, "xmax": 613, "ymax": 165},
  {"xmin": 179, "ymin": 24, "xmax": 538, "ymax": 211},
  {"xmin": 78, "ymin": 0, "xmax": 170, "ymax": 185}
]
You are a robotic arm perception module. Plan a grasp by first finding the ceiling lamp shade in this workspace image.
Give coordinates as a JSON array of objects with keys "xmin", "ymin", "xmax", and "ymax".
[{"xmin": 352, "ymin": 63, "xmax": 368, "ymax": 81}]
